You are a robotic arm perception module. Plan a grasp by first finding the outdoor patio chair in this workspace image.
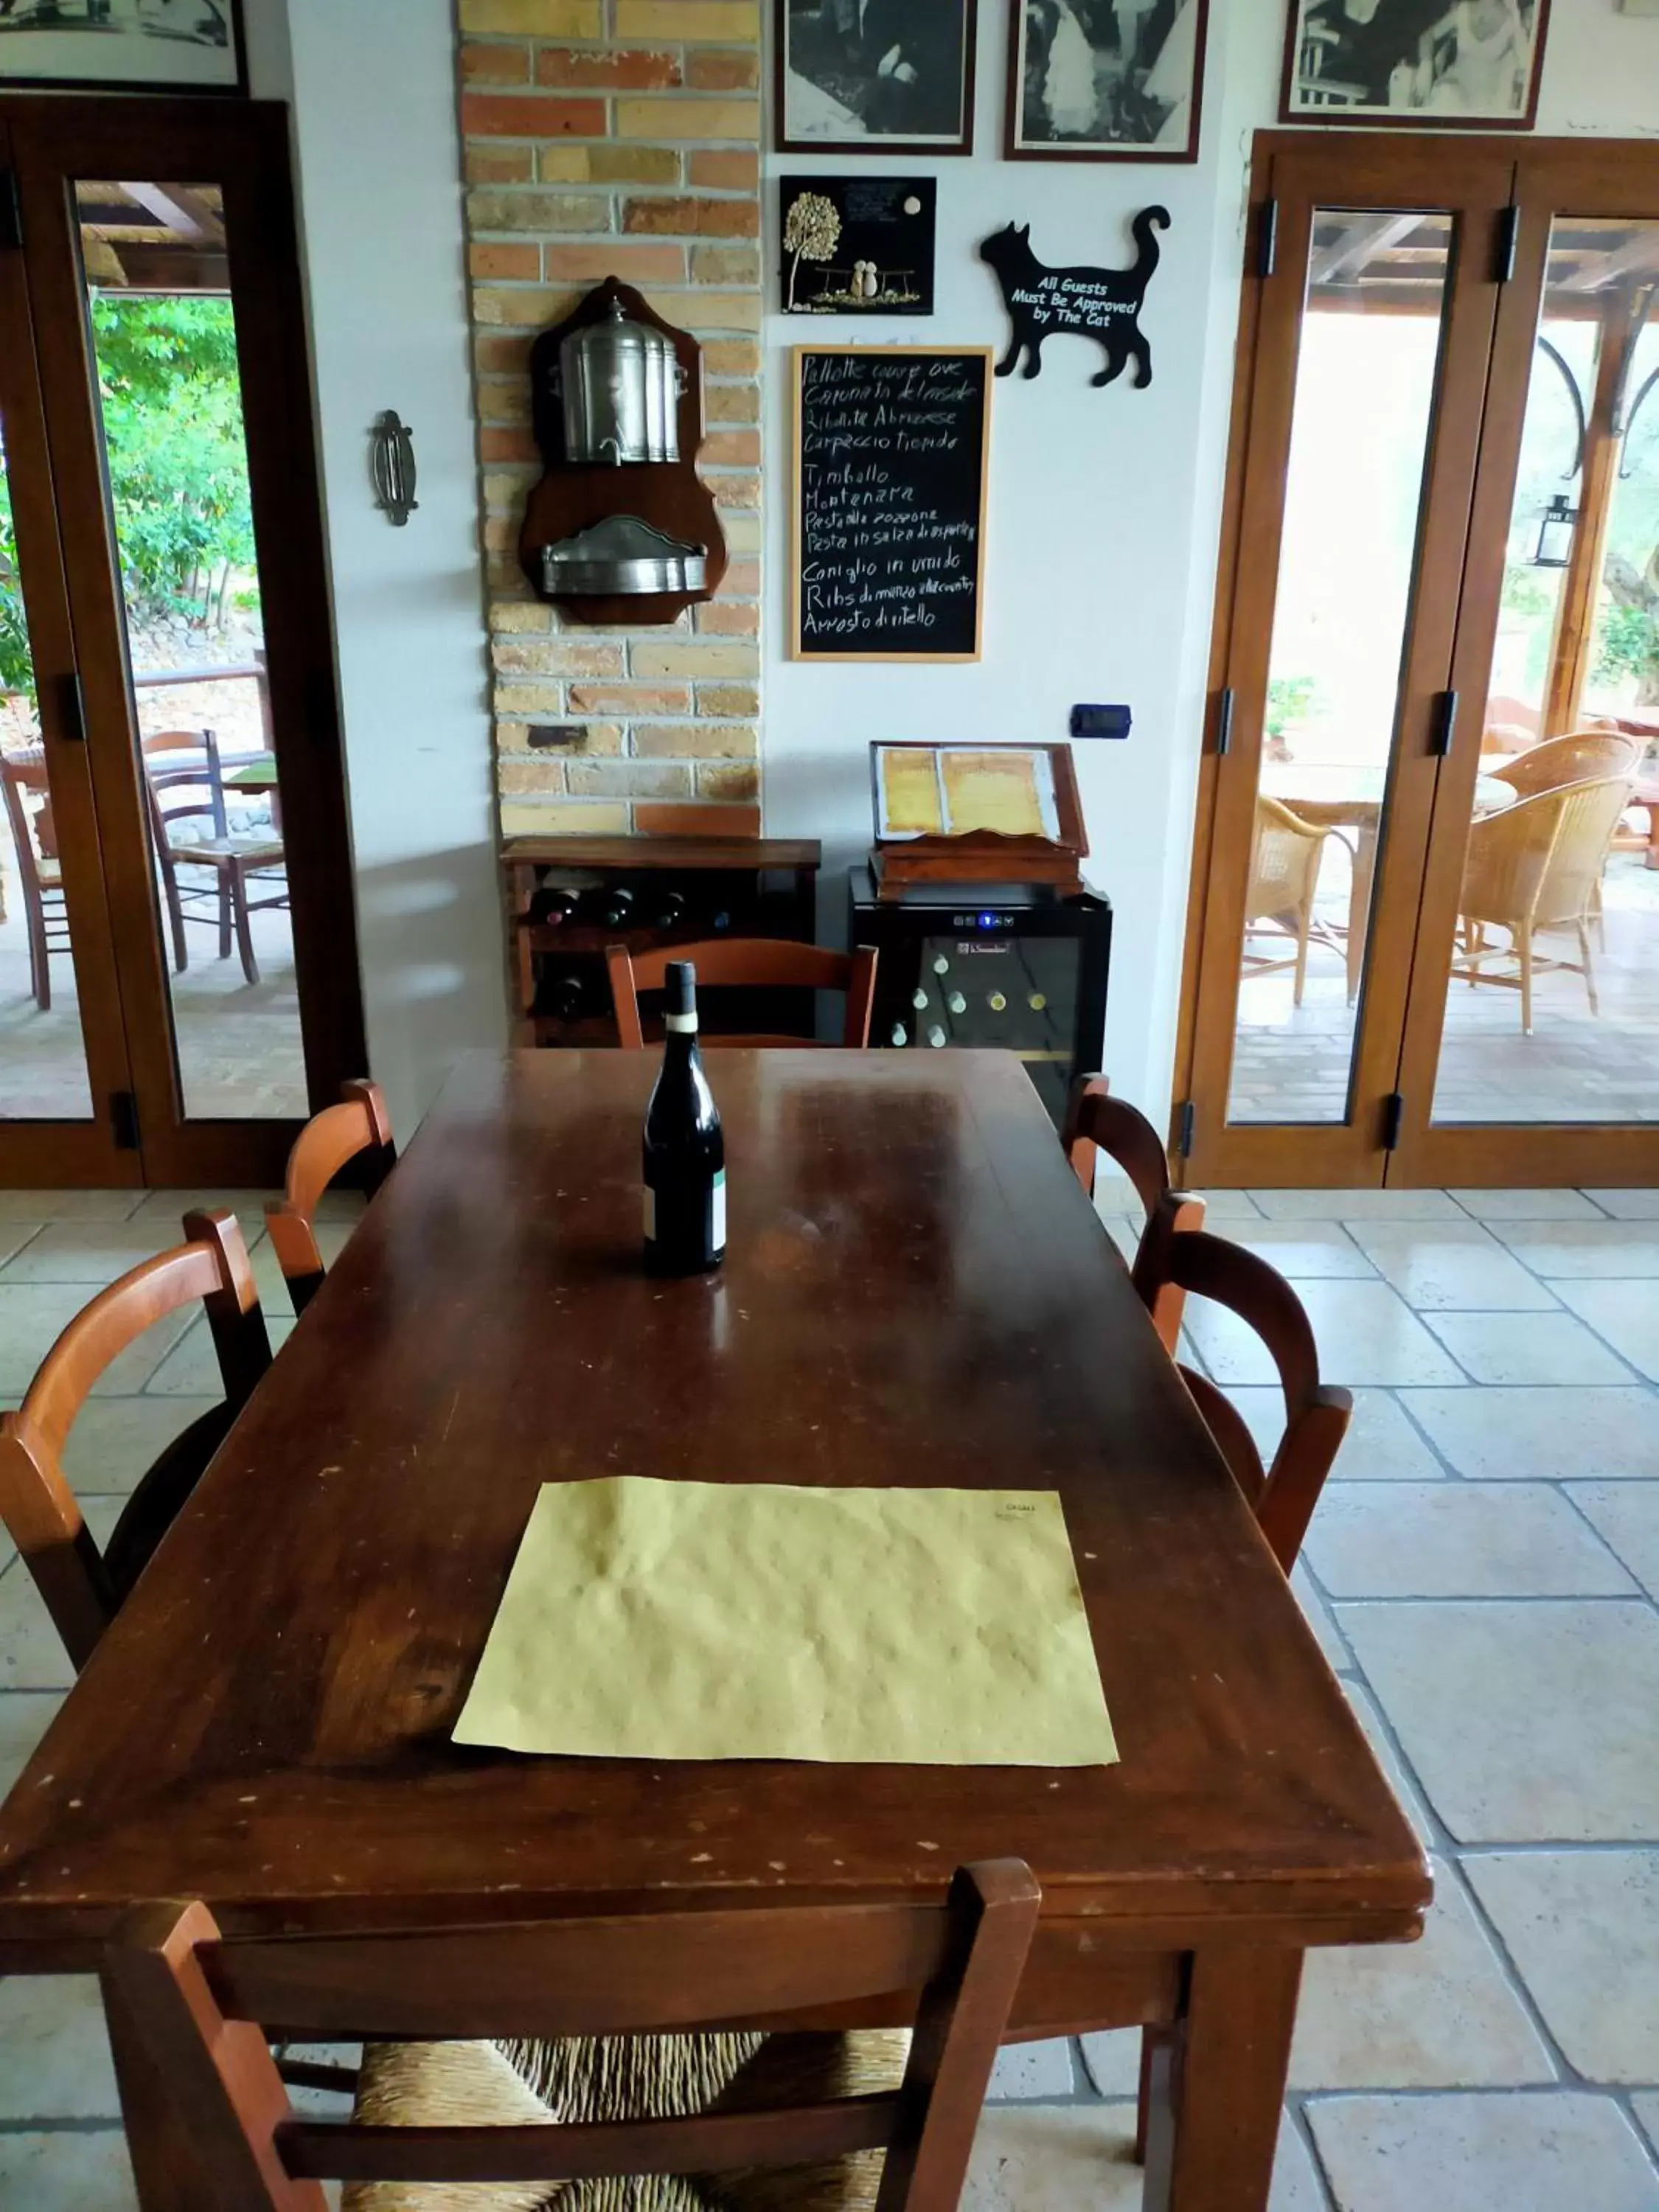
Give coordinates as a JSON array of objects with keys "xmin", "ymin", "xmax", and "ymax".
[
  {"xmin": 1241, "ymin": 795, "xmax": 1342, "ymax": 1009},
  {"xmin": 142, "ymin": 727, "xmax": 288, "ymax": 987},
  {"xmin": 1451, "ymin": 774, "xmax": 1635, "ymax": 1033},
  {"xmin": 1, "ymin": 754, "xmax": 69, "ymax": 1012}
]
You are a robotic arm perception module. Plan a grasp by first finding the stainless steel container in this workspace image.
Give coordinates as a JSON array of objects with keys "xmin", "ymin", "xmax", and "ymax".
[
  {"xmin": 558, "ymin": 299, "xmax": 684, "ymax": 465},
  {"xmin": 539, "ymin": 514, "xmax": 707, "ymax": 597}
]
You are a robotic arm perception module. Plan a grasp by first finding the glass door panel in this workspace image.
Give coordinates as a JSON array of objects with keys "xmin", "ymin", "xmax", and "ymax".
[
  {"xmin": 75, "ymin": 179, "xmax": 307, "ymax": 1124},
  {"xmin": 1428, "ymin": 218, "xmax": 1659, "ymax": 1129},
  {"xmin": 1226, "ymin": 212, "xmax": 1454, "ymax": 1128}
]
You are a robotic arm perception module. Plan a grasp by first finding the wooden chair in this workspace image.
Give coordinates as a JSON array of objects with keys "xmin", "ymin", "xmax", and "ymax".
[
  {"xmin": 143, "ymin": 728, "xmax": 288, "ymax": 986},
  {"xmin": 1451, "ymin": 775, "xmax": 1635, "ymax": 1032},
  {"xmin": 265, "ymin": 1078, "xmax": 395, "ymax": 1315},
  {"xmin": 1128, "ymin": 1226, "xmax": 1352, "ymax": 2165},
  {"xmin": 103, "ymin": 1859, "xmax": 1040, "ymax": 2212},
  {"xmin": 1060, "ymin": 1074, "xmax": 1205, "ymax": 1355},
  {"xmin": 1, "ymin": 755, "xmax": 69, "ymax": 1012},
  {"xmin": 608, "ymin": 939, "xmax": 880, "ymax": 1051},
  {"xmin": 1242, "ymin": 796, "xmax": 1340, "ymax": 1009},
  {"xmin": 0, "ymin": 1211, "xmax": 271, "ymax": 1673}
]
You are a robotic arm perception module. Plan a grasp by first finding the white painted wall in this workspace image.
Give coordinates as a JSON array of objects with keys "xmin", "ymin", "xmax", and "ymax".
[
  {"xmin": 762, "ymin": 0, "xmax": 1659, "ymax": 1114},
  {"xmin": 246, "ymin": 0, "xmax": 505, "ymax": 1141}
]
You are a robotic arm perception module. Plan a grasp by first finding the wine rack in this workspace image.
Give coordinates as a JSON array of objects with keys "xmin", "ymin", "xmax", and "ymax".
[{"xmin": 504, "ymin": 834, "xmax": 821, "ymax": 1047}]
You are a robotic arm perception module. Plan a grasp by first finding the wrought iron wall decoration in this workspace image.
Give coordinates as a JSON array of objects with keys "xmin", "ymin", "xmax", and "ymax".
[
  {"xmin": 370, "ymin": 411, "xmax": 419, "ymax": 528},
  {"xmin": 979, "ymin": 206, "xmax": 1168, "ymax": 387}
]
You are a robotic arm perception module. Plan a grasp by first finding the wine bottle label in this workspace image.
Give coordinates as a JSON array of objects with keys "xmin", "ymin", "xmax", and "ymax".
[
  {"xmin": 665, "ymin": 1012, "xmax": 698, "ymax": 1034},
  {"xmin": 643, "ymin": 1186, "xmax": 656, "ymax": 1243},
  {"xmin": 711, "ymin": 1169, "xmax": 727, "ymax": 1253}
]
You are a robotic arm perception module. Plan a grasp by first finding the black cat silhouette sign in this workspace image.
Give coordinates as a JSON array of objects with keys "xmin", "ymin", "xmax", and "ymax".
[{"xmin": 980, "ymin": 206, "xmax": 1168, "ymax": 388}]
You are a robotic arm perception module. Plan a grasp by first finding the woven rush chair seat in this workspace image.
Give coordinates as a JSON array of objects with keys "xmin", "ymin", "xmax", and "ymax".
[{"xmin": 342, "ymin": 2028, "xmax": 914, "ymax": 2212}]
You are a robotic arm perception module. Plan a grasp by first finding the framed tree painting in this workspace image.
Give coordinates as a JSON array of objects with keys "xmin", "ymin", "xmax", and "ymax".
[
  {"xmin": 776, "ymin": 0, "xmax": 977, "ymax": 154},
  {"xmin": 1281, "ymin": 0, "xmax": 1550, "ymax": 128},
  {"xmin": 0, "ymin": 0, "xmax": 246, "ymax": 94},
  {"xmin": 1005, "ymin": 0, "xmax": 1208, "ymax": 161}
]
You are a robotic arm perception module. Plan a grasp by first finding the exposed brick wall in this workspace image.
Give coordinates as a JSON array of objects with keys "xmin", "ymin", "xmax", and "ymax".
[{"xmin": 458, "ymin": 0, "xmax": 764, "ymax": 839}]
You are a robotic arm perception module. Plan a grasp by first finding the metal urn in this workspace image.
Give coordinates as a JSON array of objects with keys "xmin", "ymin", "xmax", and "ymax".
[{"xmin": 557, "ymin": 297, "xmax": 686, "ymax": 466}]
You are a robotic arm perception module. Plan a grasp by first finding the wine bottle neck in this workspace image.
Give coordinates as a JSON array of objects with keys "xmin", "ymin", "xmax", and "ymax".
[{"xmin": 665, "ymin": 1012, "xmax": 698, "ymax": 1035}]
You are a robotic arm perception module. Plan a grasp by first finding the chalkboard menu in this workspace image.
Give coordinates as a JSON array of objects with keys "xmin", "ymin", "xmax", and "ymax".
[{"xmin": 790, "ymin": 346, "xmax": 992, "ymax": 663}]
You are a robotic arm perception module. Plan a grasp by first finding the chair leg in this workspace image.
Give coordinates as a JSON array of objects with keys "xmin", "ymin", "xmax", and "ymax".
[
  {"xmin": 231, "ymin": 863, "xmax": 260, "ymax": 986},
  {"xmin": 1578, "ymin": 919, "xmax": 1600, "ymax": 1016},
  {"xmin": 1133, "ymin": 2024, "xmax": 1171, "ymax": 2164},
  {"xmin": 161, "ymin": 860, "xmax": 188, "ymax": 973},
  {"xmin": 1293, "ymin": 903, "xmax": 1311, "ymax": 1009},
  {"xmin": 217, "ymin": 873, "xmax": 233, "ymax": 962},
  {"xmin": 27, "ymin": 902, "xmax": 50, "ymax": 1012},
  {"xmin": 1520, "ymin": 933, "xmax": 1534, "ymax": 1036}
]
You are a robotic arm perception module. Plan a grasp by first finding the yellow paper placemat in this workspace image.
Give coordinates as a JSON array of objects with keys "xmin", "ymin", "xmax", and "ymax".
[{"xmin": 454, "ymin": 1478, "xmax": 1117, "ymax": 1767}]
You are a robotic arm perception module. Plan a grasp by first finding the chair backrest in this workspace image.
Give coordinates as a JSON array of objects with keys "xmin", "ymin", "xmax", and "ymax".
[
  {"xmin": 1249, "ymin": 796, "xmax": 1324, "ymax": 917},
  {"xmin": 1060, "ymin": 1074, "xmax": 1205, "ymax": 1355},
  {"xmin": 1, "ymin": 756, "xmax": 50, "ymax": 892},
  {"xmin": 143, "ymin": 728, "xmax": 227, "ymax": 842},
  {"xmin": 265, "ymin": 1079, "xmax": 394, "ymax": 1315},
  {"xmin": 1463, "ymin": 776, "xmax": 1632, "ymax": 928},
  {"xmin": 1152, "ymin": 1230, "xmax": 1352, "ymax": 1574},
  {"xmin": 0, "ymin": 1211, "xmax": 271, "ymax": 1672},
  {"xmin": 608, "ymin": 939, "xmax": 880, "ymax": 1051},
  {"xmin": 1492, "ymin": 731, "xmax": 1642, "ymax": 799},
  {"xmin": 1534, "ymin": 774, "xmax": 1636, "ymax": 924},
  {"xmin": 105, "ymin": 1860, "xmax": 1040, "ymax": 2212}
]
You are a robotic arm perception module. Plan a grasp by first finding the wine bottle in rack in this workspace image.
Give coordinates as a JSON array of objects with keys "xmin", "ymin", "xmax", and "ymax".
[
  {"xmin": 649, "ymin": 888, "xmax": 687, "ymax": 931},
  {"xmin": 547, "ymin": 974, "xmax": 585, "ymax": 1023},
  {"xmin": 600, "ymin": 884, "xmax": 637, "ymax": 932},
  {"xmin": 528, "ymin": 886, "xmax": 577, "ymax": 928},
  {"xmin": 642, "ymin": 962, "xmax": 726, "ymax": 1277}
]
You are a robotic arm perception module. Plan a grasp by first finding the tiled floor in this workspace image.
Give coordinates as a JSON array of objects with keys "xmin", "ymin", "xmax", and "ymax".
[{"xmin": 1, "ymin": 1183, "xmax": 1658, "ymax": 2209}]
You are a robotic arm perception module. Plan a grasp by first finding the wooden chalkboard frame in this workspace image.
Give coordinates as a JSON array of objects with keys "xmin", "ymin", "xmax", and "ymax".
[{"xmin": 790, "ymin": 344, "xmax": 992, "ymax": 665}]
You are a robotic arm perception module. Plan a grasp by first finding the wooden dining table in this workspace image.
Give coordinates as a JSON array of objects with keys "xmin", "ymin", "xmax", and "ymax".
[{"xmin": 0, "ymin": 1049, "xmax": 1428, "ymax": 2212}]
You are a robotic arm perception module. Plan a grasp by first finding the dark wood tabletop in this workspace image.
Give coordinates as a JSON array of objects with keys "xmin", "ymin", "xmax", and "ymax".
[{"xmin": 0, "ymin": 1050, "xmax": 1427, "ymax": 2211}]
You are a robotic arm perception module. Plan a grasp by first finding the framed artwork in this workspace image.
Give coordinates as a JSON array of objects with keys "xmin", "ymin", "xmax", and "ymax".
[
  {"xmin": 1280, "ymin": 0, "xmax": 1550, "ymax": 128},
  {"xmin": 776, "ymin": 0, "xmax": 977, "ymax": 154},
  {"xmin": 780, "ymin": 176, "xmax": 936, "ymax": 314},
  {"xmin": 0, "ymin": 0, "xmax": 246, "ymax": 94},
  {"xmin": 1005, "ymin": 0, "xmax": 1208, "ymax": 162}
]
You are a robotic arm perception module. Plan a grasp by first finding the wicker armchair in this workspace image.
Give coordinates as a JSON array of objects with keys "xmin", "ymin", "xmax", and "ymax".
[
  {"xmin": 1242, "ymin": 795, "xmax": 1337, "ymax": 1007},
  {"xmin": 1490, "ymin": 731, "xmax": 1642, "ymax": 799},
  {"xmin": 1452, "ymin": 775, "xmax": 1634, "ymax": 1032}
]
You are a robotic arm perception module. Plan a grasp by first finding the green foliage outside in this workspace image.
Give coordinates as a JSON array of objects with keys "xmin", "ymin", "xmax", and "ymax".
[
  {"xmin": 1266, "ymin": 675, "xmax": 1321, "ymax": 739},
  {"xmin": 1593, "ymin": 600, "xmax": 1659, "ymax": 703},
  {"xmin": 0, "ymin": 294, "xmax": 256, "ymax": 711}
]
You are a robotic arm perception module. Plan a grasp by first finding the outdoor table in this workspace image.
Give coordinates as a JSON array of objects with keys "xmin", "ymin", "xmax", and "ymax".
[{"xmin": 0, "ymin": 1049, "xmax": 1428, "ymax": 2212}]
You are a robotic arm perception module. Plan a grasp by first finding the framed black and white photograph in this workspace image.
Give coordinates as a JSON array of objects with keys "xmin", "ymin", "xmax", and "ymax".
[
  {"xmin": 1281, "ymin": 0, "xmax": 1549, "ymax": 127},
  {"xmin": 0, "ymin": 0, "xmax": 246, "ymax": 94},
  {"xmin": 1004, "ymin": 0, "xmax": 1208, "ymax": 162},
  {"xmin": 780, "ymin": 176, "xmax": 936, "ymax": 314},
  {"xmin": 776, "ymin": 0, "xmax": 977, "ymax": 154}
]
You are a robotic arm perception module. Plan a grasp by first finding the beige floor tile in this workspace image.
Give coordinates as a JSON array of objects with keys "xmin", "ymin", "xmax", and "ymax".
[
  {"xmin": 1249, "ymin": 1188, "xmax": 1466, "ymax": 1221},
  {"xmin": 0, "ymin": 1973, "xmax": 122, "ymax": 2119},
  {"xmin": 0, "ymin": 1222, "xmax": 45, "ymax": 1269},
  {"xmin": 0, "ymin": 2132, "xmax": 139, "ymax": 2211},
  {"xmin": 1077, "ymin": 2030, "xmax": 1139, "ymax": 2098},
  {"xmin": 0, "ymin": 1189, "xmax": 144, "ymax": 1222},
  {"xmin": 1452, "ymin": 1188, "xmax": 1609, "ymax": 1221},
  {"xmin": 1422, "ymin": 1310, "xmax": 1636, "ymax": 1387},
  {"xmin": 128, "ymin": 1186, "xmax": 279, "ymax": 1225},
  {"xmin": 1229, "ymin": 1387, "xmax": 1447, "ymax": 1482},
  {"xmin": 0, "ymin": 1215, "xmax": 202, "ymax": 1287},
  {"xmin": 1553, "ymin": 1279, "xmax": 1659, "ymax": 1384},
  {"xmin": 1290, "ymin": 1855, "xmax": 1551, "ymax": 2090},
  {"xmin": 1338, "ymin": 1599, "xmax": 1659, "ymax": 1843},
  {"xmin": 1464, "ymin": 1849, "xmax": 1659, "ymax": 2086},
  {"xmin": 988, "ymin": 2039, "xmax": 1076, "ymax": 2100},
  {"xmin": 1303, "ymin": 1484, "xmax": 1635, "ymax": 1599},
  {"xmin": 1635, "ymin": 2094, "xmax": 1659, "ymax": 2159},
  {"xmin": 1399, "ymin": 1386, "xmax": 1659, "ymax": 1481},
  {"xmin": 1225, "ymin": 1221, "xmax": 1379, "ymax": 1278},
  {"xmin": 962, "ymin": 2101, "xmax": 1319, "ymax": 2212},
  {"xmin": 1305, "ymin": 2092, "xmax": 1659, "ymax": 2212},
  {"xmin": 1584, "ymin": 1190, "xmax": 1659, "ymax": 1220},
  {"xmin": 1292, "ymin": 1561, "xmax": 1354, "ymax": 1674},
  {"xmin": 1494, "ymin": 1221, "xmax": 1659, "ymax": 1279},
  {"xmin": 0, "ymin": 1281, "xmax": 110, "ymax": 1396},
  {"xmin": 141, "ymin": 1310, "xmax": 294, "ymax": 1394},
  {"xmin": 59, "ymin": 1397, "xmax": 224, "ymax": 1498},
  {"xmin": 1341, "ymin": 1677, "xmax": 1433, "ymax": 1849},
  {"xmin": 1184, "ymin": 1281, "xmax": 1466, "ymax": 1388},
  {"xmin": 0, "ymin": 1500, "xmax": 121, "ymax": 1692},
  {"xmin": 0, "ymin": 1688, "xmax": 63, "ymax": 1796},
  {"xmin": 1346, "ymin": 1221, "xmax": 1559, "ymax": 1313},
  {"xmin": 1566, "ymin": 1482, "xmax": 1659, "ymax": 1598}
]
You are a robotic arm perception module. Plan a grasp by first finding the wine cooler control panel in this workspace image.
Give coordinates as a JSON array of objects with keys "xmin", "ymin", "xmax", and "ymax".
[{"xmin": 848, "ymin": 869, "xmax": 1110, "ymax": 1127}]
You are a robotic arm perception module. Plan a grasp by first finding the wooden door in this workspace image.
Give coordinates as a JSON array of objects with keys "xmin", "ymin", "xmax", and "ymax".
[
  {"xmin": 0, "ymin": 97, "xmax": 364, "ymax": 1188},
  {"xmin": 1178, "ymin": 136, "xmax": 1514, "ymax": 1189}
]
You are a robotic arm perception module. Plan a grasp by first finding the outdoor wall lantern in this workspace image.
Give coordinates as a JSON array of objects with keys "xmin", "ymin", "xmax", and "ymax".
[{"xmin": 1532, "ymin": 493, "xmax": 1578, "ymax": 568}]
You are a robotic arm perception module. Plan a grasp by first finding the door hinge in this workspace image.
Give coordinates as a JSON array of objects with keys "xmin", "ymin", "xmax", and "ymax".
[
  {"xmin": 1430, "ymin": 688, "xmax": 1460, "ymax": 758},
  {"xmin": 58, "ymin": 672, "xmax": 86, "ymax": 744},
  {"xmin": 0, "ymin": 171, "xmax": 20, "ymax": 252},
  {"xmin": 1257, "ymin": 198, "xmax": 1279, "ymax": 280},
  {"xmin": 1214, "ymin": 687, "xmax": 1236, "ymax": 758},
  {"xmin": 1175, "ymin": 1099, "xmax": 1196, "ymax": 1159},
  {"xmin": 1495, "ymin": 204, "xmax": 1520, "ymax": 284},
  {"xmin": 110, "ymin": 1091, "xmax": 141, "ymax": 1152},
  {"xmin": 1382, "ymin": 1092, "xmax": 1405, "ymax": 1152}
]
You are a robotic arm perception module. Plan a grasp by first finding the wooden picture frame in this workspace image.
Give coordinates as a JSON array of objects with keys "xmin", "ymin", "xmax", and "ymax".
[
  {"xmin": 790, "ymin": 344, "xmax": 992, "ymax": 664},
  {"xmin": 0, "ymin": 0, "xmax": 247, "ymax": 95},
  {"xmin": 1004, "ymin": 0, "xmax": 1208, "ymax": 163},
  {"xmin": 775, "ymin": 0, "xmax": 977, "ymax": 155},
  {"xmin": 1279, "ymin": 0, "xmax": 1550, "ymax": 129}
]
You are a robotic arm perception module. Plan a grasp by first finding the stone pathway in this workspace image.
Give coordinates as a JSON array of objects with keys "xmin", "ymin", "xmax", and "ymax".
[{"xmin": 0, "ymin": 1180, "xmax": 1657, "ymax": 2209}]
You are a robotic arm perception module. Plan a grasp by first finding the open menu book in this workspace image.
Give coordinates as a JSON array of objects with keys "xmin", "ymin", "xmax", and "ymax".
[
  {"xmin": 454, "ymin": 1477, "xmax": 1118, "ymax": 1767},
  {"xmin": 875, "ymin": 747, "xmax": 1063, "ymax": 844}
]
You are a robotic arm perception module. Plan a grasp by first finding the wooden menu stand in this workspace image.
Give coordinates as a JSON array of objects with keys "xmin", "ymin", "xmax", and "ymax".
[{"xmin": 870, "ymin": 742, "xmax": 1088, "ymax": 900}]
